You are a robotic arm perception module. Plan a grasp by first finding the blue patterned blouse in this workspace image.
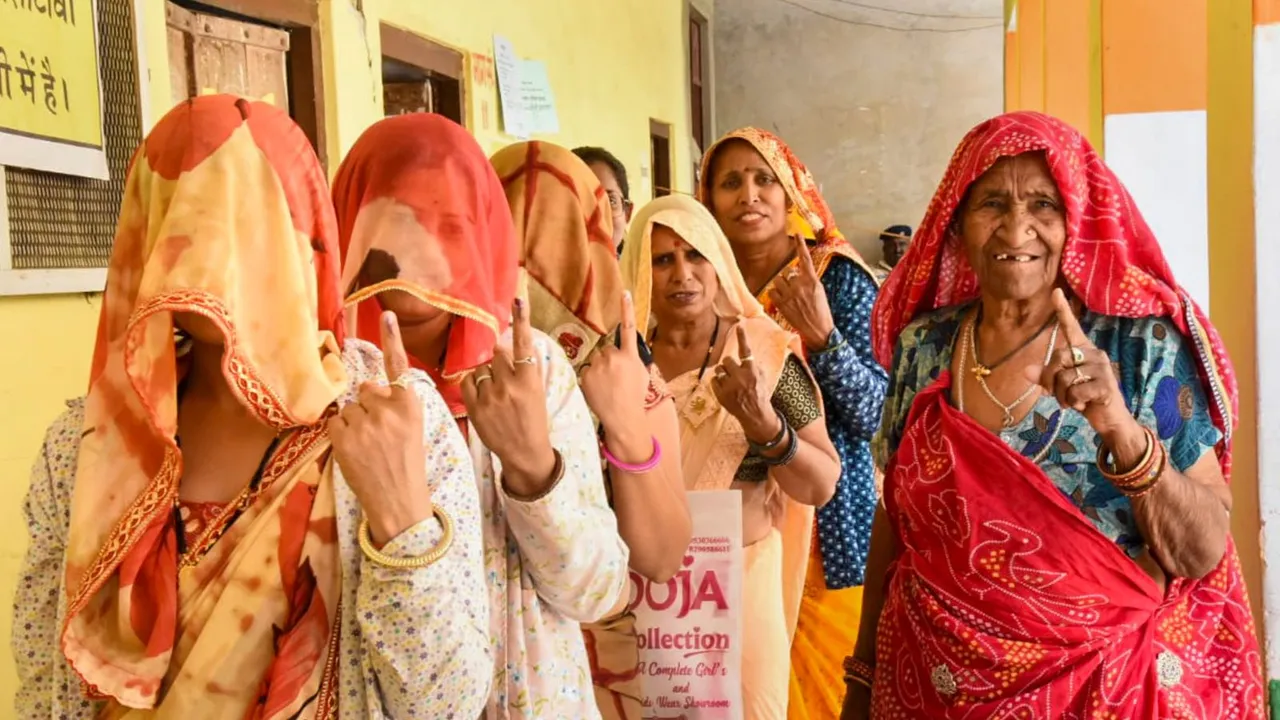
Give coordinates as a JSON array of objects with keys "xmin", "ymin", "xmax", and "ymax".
[
  {"xmin": 875, "ymin": 305, "xmax": 1222, "ymax": 557},
  {"xmin": 803, "ymin": 257, "xmax": 888, "ymax": 589}
]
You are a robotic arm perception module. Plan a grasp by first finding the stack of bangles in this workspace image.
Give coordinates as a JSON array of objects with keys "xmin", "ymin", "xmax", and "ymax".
[
  {"xmin": 843, "ymin": 655, "xmax": 874, "ymax": 689},
  {"xmin": 1095, "ymin": 425, "xmax": 1167, "ymax": 499},
  {"xmin": 601, "ymin": 437, "xmax": 663, "ymax": 474},
  {"xmin": 748, "ymin": 414, "xmax": 799, "ymax": 466}
]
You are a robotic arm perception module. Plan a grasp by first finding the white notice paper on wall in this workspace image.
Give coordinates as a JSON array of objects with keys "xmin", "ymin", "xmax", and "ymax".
[
  {"xmin": 493, "ymin": 35, "xmax": 530, "ymax": 139},
  {"xmin": 520, "ymin": 60, "xmax": 559, "ymax": 134}
]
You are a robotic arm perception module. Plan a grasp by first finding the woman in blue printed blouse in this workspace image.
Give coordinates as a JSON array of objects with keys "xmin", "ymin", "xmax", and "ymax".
[{"xmin": 698, "ymin": 127, "xmax": 887, "ymax": 719}]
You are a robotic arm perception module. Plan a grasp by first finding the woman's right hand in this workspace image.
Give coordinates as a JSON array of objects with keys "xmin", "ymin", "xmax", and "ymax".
[
  {"xmin": 462, "ymin": 298, "xmax": 558, "ymax": 497},
  {"xmin": 579, "ymin": 292, "xmax": 649, "ymax": 437},
  {"xmin": 840, "ymin": 683, "xmax": 872, "ymax": 720}
]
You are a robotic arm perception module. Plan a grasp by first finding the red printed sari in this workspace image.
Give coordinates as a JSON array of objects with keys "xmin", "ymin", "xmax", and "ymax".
[{"xmin": 868, "ymin": 112, "xmax": 1263, "ymax": 718}]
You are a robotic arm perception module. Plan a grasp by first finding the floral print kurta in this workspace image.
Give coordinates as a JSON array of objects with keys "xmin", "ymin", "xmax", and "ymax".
[
  {"xmin": 470, "ymin": 329, "xmax": 630, "ymax": 720},
  {"xmin": 13, "ymin": 340, "xmax": 492, "ymax": 719}
]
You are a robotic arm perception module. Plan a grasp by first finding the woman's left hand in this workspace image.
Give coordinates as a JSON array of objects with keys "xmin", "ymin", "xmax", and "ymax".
[
  {"xmin": 768, "ymin": 234, "xmax": 835, "ymax": 351},
  {"xmin": 712, "ymin": 325, "xmax": 783, "ymax": 443},
  {"xmin": 1032, "ymin": 289, "xmax": 1141, "ymax": 446}
]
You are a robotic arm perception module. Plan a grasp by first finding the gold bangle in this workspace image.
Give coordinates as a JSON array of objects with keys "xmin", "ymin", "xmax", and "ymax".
[
  {"xmin": 845, "ymin": 674, "xmax": 873, "ymax": 690},
  {"xmin": 358, "ymin": 505, "xmax": 454, "ymax": 569}
]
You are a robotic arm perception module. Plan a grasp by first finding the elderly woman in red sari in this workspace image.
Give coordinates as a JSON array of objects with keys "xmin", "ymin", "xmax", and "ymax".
[
  {"xmin": 842, "ymin": 112, "xmax": 1263, "ymax": 719},
  {"xmin": 13, "ymin": 97, "xmax": 490, "ymax": 718}
]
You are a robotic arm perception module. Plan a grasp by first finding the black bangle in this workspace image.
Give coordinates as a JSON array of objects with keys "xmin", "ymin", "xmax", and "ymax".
[
  {"xmin": 761, "ymin": 424, "xmax": 799, "ymax": 467},
  {"xmin": 747, "ymin": 413, "xmax": 789, "ymax": 455}
]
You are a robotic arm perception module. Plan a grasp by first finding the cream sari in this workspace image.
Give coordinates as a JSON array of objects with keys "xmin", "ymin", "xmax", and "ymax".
[{"xmin": 620, "ymin": 195, "xmax": 815, "ymax": 718}]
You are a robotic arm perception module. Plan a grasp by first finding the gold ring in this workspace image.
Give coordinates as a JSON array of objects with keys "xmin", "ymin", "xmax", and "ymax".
[
  {"xmin": 1070, "ymin": 346, "xmax": 1086, "ymax": 366},
  {"xmin": 741, "ymin": 355, "xmax": 755, "ymax": 364},
  {"xmin": 390, "ymin": 375, "xmax": 414, "ymax": 389},
  {"xmin": 786, "ymin": 269, "xmax": 800, "ymax": 280},
  {"xmin": 514, "ymin": 356, "xmax": 537, "ymax": 366},
  {"xmin": 474, "ymin": 372, "xmax": 492, "ymax": 385}
]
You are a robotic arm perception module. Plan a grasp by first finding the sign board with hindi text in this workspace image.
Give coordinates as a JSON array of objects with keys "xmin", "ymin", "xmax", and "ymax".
[
  {"xmin": 630, "ymin": 490, "xmax": 743, "ymax": 719},
  {"xmin": 0, "ymin": 0, "xmax": 107, "ymax": 178}
]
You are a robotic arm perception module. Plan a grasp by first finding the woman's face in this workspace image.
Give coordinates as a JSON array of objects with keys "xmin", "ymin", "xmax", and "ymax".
[
  {"xmin": 707, "ymin": 140, "xmax": 790, "ymax": 248},
  {"xmin": 649, "ymin": 224, "xmax": 721, "ymax": 324},
  {"xmin": 588, "ymin": 161, "xmax": 630, "ymax": 250},
  {"xmin": 353, "ymin": 198, "xmax": 471, "ymax": 326},
  {"xmin": 959, "ymin": 152, "xmax": 1067, "ymax": 302}
]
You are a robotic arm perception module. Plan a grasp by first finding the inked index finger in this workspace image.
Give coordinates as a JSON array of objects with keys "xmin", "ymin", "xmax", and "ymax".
[
  {"xmin": 736, "ymin": 325, "xmax": 753, "ymax": 362},
  {"xmin": 511, "ymin": 297, "xmax": 535, "ymax": 366},
  {"xmin": 795, "ymin": 233, "xmax": 816, "ymax": 276},
  {"xmin": 379, "ymin": 311, "xmax": 410, "ymax": 383},
  {"xmin": 1052, "ymin": 288, "xmax": 1090, "ymax": 348},
  {"xmin": 619, "ymin": 291, "xmax": 638, "ymax": 356}
]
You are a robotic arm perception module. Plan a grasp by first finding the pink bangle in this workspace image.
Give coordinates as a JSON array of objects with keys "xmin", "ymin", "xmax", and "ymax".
[{"xmin": 601, "ymin": 437, "xmax": 662, "ymax": 474}]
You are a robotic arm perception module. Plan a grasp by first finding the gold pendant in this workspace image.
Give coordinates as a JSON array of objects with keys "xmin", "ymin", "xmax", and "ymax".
[{"xmin": 971, "ymin": 364, "xmax": 991, "ymax": 379}]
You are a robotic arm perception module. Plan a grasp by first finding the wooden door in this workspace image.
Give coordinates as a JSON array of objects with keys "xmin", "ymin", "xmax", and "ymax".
[{"xmin": 166, "ymin": 2, "xmax": 290, "ymax": 110}]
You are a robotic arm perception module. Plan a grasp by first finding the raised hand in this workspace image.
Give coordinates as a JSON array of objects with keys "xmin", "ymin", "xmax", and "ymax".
[
  {"xmin": 712, "ymin": 325, "xmax": 782, "ymax": 443},
  {"xmin": 768, "ymin": 233, "xmax": 836, "ymax": 351},
  {"xmin": 329, "ymin": 310, "xmax": 433, "ymax": 546},
  {"xmin": 579, "ymin": 291, "xmax": 650, "ymax": 436},
  {"xmin": 1029, "ymin": 289, "xmax": 1136, "ymax": 443},
  {"xmin": 462, "ymin": 298, "xmax": 557, "ymax": 497}
]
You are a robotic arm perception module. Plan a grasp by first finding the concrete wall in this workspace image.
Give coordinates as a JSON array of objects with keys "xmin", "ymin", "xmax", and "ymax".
[
  {"xmin": 711, "ymin": 0, "xmax": 1004, "ymax": 259},
  {"xmin": 0, "ymin": 0, "xmax": 699, "ymax": 707}
]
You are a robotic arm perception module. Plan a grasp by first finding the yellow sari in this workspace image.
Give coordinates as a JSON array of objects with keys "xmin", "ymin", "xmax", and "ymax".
[{"xmin": 621, "ymin": 195, "xmax": 815, "ymax": 718}]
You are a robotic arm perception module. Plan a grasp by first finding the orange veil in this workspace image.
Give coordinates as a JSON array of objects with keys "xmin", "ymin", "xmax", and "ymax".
[{"xmin": 63, "ymin": 95, "xmax": 347, "ymax": 717}]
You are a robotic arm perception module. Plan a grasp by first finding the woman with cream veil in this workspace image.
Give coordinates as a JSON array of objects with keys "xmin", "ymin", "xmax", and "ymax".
[{"xmin": 620, "ymin": 194, "xmax": 841, "ymax": 718}]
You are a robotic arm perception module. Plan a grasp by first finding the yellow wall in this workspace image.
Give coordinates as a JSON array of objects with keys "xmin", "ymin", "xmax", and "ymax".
[
  {"xmin": 1004, "ymin": 0, "xmax": 1265, "ymax": 651},
  {"xmin": 0, "ymin": 0, "xmax": 696, "ymax": 709}
]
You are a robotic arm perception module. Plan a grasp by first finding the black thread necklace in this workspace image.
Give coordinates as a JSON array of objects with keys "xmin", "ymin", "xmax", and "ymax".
[
  {"xmin": 970, "ymin": 304, "xmax": 1056, "ymax": 379},
  {"xmin": 650, "ymin": 315, "xmax": 721, "ymax": 382},
  {"xmin": 172, "ymin": 433, "xmax": 282, "ymax": 557}
]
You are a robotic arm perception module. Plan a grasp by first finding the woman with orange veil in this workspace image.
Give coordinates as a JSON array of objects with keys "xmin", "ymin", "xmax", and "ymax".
[
  {"xmin": 332, "ymin": 114, "xmax": 630, "ymax": 720},
  {"xmin": 12, "ymin": 96, "xmax": 490, "ymax": 719},
  {"xmin": 699, "ymin": 128, "xmax": 885, "ymax": 719},
  {"xmin": 490, "ymin": 140, "xmax": 691, "ymax": 720}
]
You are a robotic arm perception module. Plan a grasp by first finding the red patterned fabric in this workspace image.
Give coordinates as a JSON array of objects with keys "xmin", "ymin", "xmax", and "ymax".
[
  {"xmin": 333, "ymin": 114, "xmax": 517, "ymax": 416},
  {"xmin": 873, "ymin": 376, "xmax": 1263, "ymax": 718},
  {"xmin": 870, "ymin": 111, "xmax": 1236, "ymax": 474},
  {"xmin": 869, "ymin": 111, "xmax": 1262, "ymax": 718}
]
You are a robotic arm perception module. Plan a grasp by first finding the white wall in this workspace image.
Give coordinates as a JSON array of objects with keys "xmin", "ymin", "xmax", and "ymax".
[{"xmin": 1253, "ymin": 19, "xmax": 1280, "ymax": 677}]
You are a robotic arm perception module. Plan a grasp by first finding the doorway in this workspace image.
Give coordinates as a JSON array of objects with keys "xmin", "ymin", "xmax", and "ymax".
[{"xmin": 380, "ymin": 25, "xmax": 465, "ymax": 125}]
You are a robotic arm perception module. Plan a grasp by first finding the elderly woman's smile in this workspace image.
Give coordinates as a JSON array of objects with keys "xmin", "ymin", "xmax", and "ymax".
[{"xmin": 960, "ymin": 152, "xmax": 1066, "ymax": 301}]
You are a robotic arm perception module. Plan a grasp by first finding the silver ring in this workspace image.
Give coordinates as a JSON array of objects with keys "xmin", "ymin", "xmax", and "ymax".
[
  {"xmin": 1069, "ymin": 346, "xmax": 1086, "ymax": 367},
  {"xmin": 390, "ymin": 375, "xmax": 414, "ymax": 389},
  {"xmin": 1070, "ymin": 367, "xmax": 1092, "ymax": 386},
  {"xmin": 514, "ymin": 356, "xmax": 537, "ymax": 366},
  {"xmin": 474, "ymin": 372, "xmax": 492, "ymax": 385},
  {"xmin": 740, "ymin": 355, "xmax": 755, "ymax": 364}
]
